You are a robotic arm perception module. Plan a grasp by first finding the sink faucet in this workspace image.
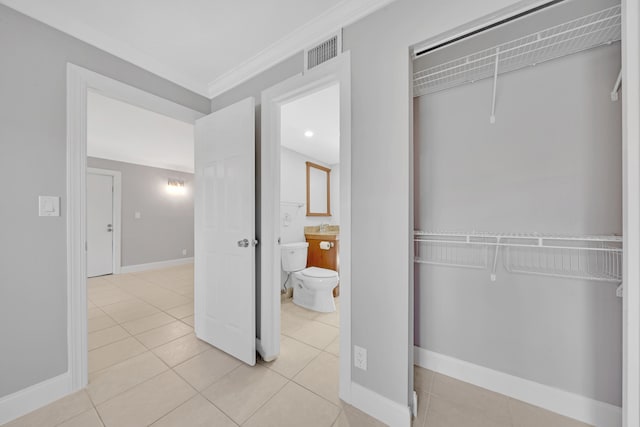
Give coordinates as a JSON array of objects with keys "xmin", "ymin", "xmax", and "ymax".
[{"xmin": 320, "ymin": 223, "xmax": 328, "ymax": 232}]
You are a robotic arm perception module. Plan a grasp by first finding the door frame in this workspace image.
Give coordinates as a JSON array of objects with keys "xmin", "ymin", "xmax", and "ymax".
[
  {"xmin": 87, "ymin": 167, "xmax": 122, "ymax": 276},
  {"xmin": 621, "ymin": 0, "xmax": 640, "ymax": 424},
  {"xmin": 260, "ymin": 53, "xmax": 352, "ymax": 401},
  {"xmin": 66, "ymin": 64, "xmax": 204, "ymax": 390}
]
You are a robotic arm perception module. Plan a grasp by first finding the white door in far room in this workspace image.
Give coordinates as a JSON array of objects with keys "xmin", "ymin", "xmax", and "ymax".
[
  {"xmin": 87, "ymin": 173, "xmax": 114, "ymax": 277},
  {"xmin": 194, "ymin": 97, "xmax": 256, "ymax": 365}
]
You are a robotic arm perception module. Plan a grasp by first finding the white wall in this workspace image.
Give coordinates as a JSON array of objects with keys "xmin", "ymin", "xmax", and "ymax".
[
  {"xmin": 280, "ymin": 147, "xmax": 339, "ymax": 288},
  {"xmin": 414, "ymin": 45, "xmax": 622, "ymax": 405}
]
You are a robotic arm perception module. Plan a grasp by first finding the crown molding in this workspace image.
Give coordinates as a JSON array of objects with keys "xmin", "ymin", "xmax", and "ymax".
[
  {"xmin": 1, "ymin": 0, "xmax": 397, "ymax": 100},
  {"xmin": 0, "ymin": 0, "xmax": 209, "ymax": 96},
  {"xmin": 206, "ymin": 0, "xmax": 398, "ymax": 99}
]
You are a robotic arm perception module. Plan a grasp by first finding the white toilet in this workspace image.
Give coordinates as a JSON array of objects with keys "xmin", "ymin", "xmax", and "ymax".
[{"xmin": 281, "ymin": 242, "xmax": 338, "ymax": 313}]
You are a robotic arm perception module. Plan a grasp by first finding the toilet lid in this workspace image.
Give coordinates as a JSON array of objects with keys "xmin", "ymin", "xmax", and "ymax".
[{"xmin": 302, "ymin": 267, "xmax": 338, "ymax": 278}]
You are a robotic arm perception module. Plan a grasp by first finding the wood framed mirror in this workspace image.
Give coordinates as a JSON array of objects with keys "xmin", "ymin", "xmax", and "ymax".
[{"xmin": 306, "ymin": 161, "xmax": 331, "ymax": 216}]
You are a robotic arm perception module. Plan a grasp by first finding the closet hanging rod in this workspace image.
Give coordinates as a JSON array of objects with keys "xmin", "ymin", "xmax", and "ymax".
[
  {"xmin": 415, "ymin": 238, "xmax": 621, "ymax": 253},
  {"xmin": 414, "ymin": 231, "xmax": 622, "ymax": 284},
  {"xmin": 414, "ymin": 9, "xmax": 621, "ymax": 82},
  {"xmin": 414, "ymin": 231, "xmax": 623, "ymax": 243},
  {"xmin": 414, "ymin": 0, "xmax": 565, "ymax": 57}
]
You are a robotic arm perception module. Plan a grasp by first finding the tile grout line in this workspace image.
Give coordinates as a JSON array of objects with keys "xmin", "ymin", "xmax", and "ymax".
[
  {"xmin": 90, "ymin": 267, "xmax": 344, "ymax": 427},
  {"xmin": 89, "ymin": 357, "xmax": 171, "ymax": 408},
  {"xmin": 198, "ymin": 367, "xmax": 288, "ymax": 427}
]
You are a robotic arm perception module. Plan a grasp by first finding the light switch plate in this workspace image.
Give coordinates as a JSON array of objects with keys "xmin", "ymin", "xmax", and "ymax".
[
  {"xmin": 135, "ymin": 211, "xmax": 141, "ymax": 219},
  {"xmin": 39, "ymin": 196, "xmax": 60, "ymax": 217}
]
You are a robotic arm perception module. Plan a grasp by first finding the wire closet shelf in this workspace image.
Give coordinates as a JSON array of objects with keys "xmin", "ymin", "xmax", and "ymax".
[
  {"xmin": 413, "ymin": 5, "xmax": 622, "ymax": 97},
  {"xmin": 414, "ymin": 231, "xmax": 622, "ymax": 283}
]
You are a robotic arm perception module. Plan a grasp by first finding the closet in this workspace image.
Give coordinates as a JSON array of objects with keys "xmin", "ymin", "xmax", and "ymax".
[{"xmin": 412, "ymin": 0, "xmax": 622, "ymax": 416}]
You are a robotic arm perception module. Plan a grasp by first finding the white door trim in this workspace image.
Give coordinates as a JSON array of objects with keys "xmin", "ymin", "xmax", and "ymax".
[
  {"xmin": 260, "ymin": 53, "xmax": 352, "ymax": 401},
  {"xmin": 621, "ymin": 0, "xmax": 640, "ymax": 425},
  {"xmin": 66, "ymin": 63, "xmax": 204, "ymax": 393},
  {"xmin": 87, "ymin": 168, "xmax": 122, "ymax": 275}
]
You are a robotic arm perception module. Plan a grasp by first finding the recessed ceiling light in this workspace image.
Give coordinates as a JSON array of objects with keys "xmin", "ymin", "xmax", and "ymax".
[{"xmin": 304, "ymin": 130, "xmax": 314, "ymax": 138}]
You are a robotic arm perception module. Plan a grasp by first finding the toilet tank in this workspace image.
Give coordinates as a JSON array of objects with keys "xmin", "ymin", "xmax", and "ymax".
[{"xmin": 281, "ymin": 242, "xmax": 309, "ymax": 272}]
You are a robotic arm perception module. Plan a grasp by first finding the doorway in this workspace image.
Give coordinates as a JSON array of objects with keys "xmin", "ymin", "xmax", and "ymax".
[
  {"xmin": 87, "ymin": 168, "xmax": 121, "ymax": 278},
  {"xmin": 275, "ymin": 82, "xmax": 341, "ymax": 396},
  {"xmin": 409, "ymin": 0, "xmax": 638, "ymax": 426},
  {"xmin": 260, "ymin": 52, "xmax": 352, "ymax": 403},
  {"xmin": 67, "ymin": 64, "xmax": 204, "ymax": 389}
]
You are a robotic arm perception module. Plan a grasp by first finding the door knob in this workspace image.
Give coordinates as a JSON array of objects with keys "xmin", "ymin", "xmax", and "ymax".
[
  {"xmin": 107, "ymin": 224, "xmax": 113, "ymax": 232},
  {"xmin": 237, "ymin": 239, "xmax": 249, "ymax": 248}
]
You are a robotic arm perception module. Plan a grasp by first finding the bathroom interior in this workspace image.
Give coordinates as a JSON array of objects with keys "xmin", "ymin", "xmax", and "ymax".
[{"xmin": 279, "ymin": 83, "xmax": 341, "ymax": 326}]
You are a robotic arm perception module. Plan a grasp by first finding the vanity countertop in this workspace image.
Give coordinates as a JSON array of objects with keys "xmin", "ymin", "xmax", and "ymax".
[
  {"xmin": 305, "ymin": 233, "xmax": 340, "ymax": 241},
  {"xmin": 304, "ymin": 225, "xmax": 340, "ymax": 241}
]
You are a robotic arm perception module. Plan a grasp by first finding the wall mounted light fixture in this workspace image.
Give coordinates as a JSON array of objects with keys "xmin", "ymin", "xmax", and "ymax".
[{"xmin": 167, "ymin": 178, "xmax": 186, "ymax": 195}]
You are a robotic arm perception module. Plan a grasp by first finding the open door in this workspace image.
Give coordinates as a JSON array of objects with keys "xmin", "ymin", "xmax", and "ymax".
[{"xmin": 194, "ymin": 97, "xmax": 256, "ymax": 365}]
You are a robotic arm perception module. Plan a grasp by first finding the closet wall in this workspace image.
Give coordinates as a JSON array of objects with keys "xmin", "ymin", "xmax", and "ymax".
[{"xmin": 414, "ymin": 43, "xmax": 622, "ymax": 405}]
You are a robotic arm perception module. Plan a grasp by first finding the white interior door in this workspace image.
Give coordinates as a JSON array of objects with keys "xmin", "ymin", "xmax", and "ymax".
[
  {"xmin": 87, "ymin": 173, "xmax": 114, "ymax": 277},
  {"xmin": 194, "ymin": 97, "xmax": 256, "ymax": 365}
]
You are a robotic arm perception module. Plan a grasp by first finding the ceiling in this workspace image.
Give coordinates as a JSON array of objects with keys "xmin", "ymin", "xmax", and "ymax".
[
  {"xmin": 1, "ymin": 0, "xmax": 395, "ymax": 97},
  {"xmin": 281, "ymin": 84, "xmax": 340, "ymax": 165},
  {"xmin": 87, "ymin": 90, "xmax": 195, "ymax": 173}
]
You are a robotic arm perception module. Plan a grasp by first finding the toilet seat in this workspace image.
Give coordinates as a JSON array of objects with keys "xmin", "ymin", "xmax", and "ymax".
[{"xmin": 301, "ymin": 267, "xmax": 338, "ymax": 279}]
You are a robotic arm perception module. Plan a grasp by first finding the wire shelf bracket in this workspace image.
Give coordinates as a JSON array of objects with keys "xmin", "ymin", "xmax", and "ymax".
[
  {"xmin": 611, "ymin": 68, "xmax": 622, "ymax": 101},
  {"xmin": 490, "ymin": 48, "xmax": 500, "ymax": 124}
]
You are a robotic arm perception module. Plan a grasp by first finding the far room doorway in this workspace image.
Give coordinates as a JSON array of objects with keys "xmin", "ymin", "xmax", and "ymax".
[{"xmin": 85, "ymin": 89, "xmax": 198, "ymax": 376}]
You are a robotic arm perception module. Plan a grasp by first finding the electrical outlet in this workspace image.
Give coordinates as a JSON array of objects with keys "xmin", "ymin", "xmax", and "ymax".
[
  {"xmin": 182, "ymin": 248, "xmax": 187, "ymax": 256},
  {"xmin": 354, "ymin": 345, "xmax": 367, "ymax": 370}
]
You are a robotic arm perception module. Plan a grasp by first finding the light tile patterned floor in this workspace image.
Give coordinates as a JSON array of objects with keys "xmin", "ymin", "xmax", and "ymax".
[{"xmin": 4, "ymin": 264, "xmax": 592, "ymax": 427}]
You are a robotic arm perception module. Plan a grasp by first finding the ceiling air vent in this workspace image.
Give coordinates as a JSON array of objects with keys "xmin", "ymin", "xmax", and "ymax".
[{"xmin": 305, "ymin": 32, "xmax": 341, "ymax": 71}]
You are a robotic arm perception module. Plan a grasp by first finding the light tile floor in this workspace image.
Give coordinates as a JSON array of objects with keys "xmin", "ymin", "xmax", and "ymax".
[{"xmin": 4, "ymin": 264, "xmax": 592, "ymax": 427}]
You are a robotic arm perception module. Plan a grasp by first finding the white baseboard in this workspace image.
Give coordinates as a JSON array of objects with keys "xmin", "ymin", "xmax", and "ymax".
[
  {"xmin": 0, "ymin": 372, "xmax": 72, "ymax": 425},
  {"xmin": 349, "ymin": 381, "xmax": 412, "ymax": 427},
  {"xmin": 414, "ymin": 346, "xmax": 622, "ymax": 427},
  {"xmin": 120, "ymin": 257, "xmax": 193, "ymax": 273}
]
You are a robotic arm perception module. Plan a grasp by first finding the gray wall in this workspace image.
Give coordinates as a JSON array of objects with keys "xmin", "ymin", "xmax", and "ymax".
[
  {"xmin": 342, "ymin": 0, "xmax": 536, "ymax": 406},
  {"xmin": 211, "ymin": 0, "xmax": 534, "ymax": 409},
  {"xmin": 88, "ymin": 158, "xmax": 194, "ymax": 267},
  {"xmin": 414, "ymin": 45, "xmax": 622, "ymax": 405},
  {"xmin": 0, "ymin": 4, "xmax": 209, "ymax": 398}
]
